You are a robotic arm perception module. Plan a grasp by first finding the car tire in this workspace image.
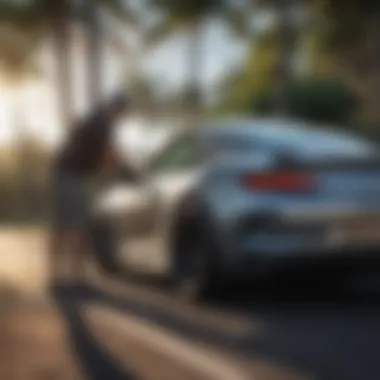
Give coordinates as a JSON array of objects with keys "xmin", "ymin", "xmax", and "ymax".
[{"xmin": 172, "ymin": 206, "xmax": 222, "ymax": 302}]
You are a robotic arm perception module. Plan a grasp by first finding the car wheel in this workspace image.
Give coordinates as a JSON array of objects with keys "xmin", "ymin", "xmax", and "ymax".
[{"xmin": 172, "ymin": 211, "xmax": 221, "ymax": 301}]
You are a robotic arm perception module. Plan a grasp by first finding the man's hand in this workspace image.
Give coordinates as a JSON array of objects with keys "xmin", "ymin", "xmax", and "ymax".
[{"xmin": 103, "ymin": 146, "xmax": 139, "ymax": 182}]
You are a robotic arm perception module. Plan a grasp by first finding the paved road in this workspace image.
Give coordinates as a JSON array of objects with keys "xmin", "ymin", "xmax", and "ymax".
[
  {"xmin": 84, "ymin": 269, "xmax": 380, "ymax": 380},
  {"xmin": 1, "ymin": 230, "xmax": 380, "ymax": 380}
]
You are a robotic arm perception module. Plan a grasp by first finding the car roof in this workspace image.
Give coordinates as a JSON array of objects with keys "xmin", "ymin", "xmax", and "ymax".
[
  {"xmin": 144, "ymin": 117, "xmax": 378, "ymax": 168},
  {"xmin": 197, "ymin": 117, "xmax": 331, "ymax": 141},
  {"xmin": 198, "ymin": 117, "xmax": 377, "ymax": 145}
]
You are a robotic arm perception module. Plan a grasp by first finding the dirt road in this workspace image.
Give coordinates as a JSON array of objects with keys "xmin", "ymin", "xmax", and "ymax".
[
  {"xmin": 0, "ymin": 229, "xmax": 304, "ymax": 380},
  {"xmin": 2, "ymin": 229, "xmax": 380, "ymax": 380}
]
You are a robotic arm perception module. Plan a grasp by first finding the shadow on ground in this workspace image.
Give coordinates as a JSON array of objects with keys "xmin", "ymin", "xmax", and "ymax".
[
  {"xmin": 54, "ymin": 266, "xmax": 380, "ymax": 380},
  {"xmin": 53, "ymin": 289, "xmax": 139, "ymax": 380}
]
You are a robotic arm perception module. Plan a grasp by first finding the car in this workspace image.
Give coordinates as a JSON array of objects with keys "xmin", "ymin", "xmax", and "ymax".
[{"xmin": 89, "ymin": 118, "xmax": 380, "ymax": 299}]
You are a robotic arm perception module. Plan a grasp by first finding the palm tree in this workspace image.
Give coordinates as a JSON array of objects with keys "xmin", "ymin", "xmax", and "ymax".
[
  {"xmin": 272, "ymin": 0, "xmax": 293, "ymax": 115},
  {"xmin": 83, "ymin": 0, "xmax": 138, "ymax": 108},
  {"xmin": 253, "ymin": 0, "xmax": 297, "ymax": 116},
  {"xmin": 253, "ymin": 0, "xmax": 315, "ymax": 116},
  {"xmin": 85, "ymin": 2, "xmax": 102, "ymax": 107},
  {"xmin": 49, "ymin": 0, "xmax": 73, "ymax": 127}
]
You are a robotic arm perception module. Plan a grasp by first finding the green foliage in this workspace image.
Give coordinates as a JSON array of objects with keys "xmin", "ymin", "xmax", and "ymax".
[
  {"xmin": 301, "ymin": 1, "xmax": 380, "ymax": 124},
  {"xmin": 313, "ymin": 0, "xmax": 380, "ymax": 64},
  {"xmin": 150, "ymin": 0, "xmax": 222, "ymax": 16},
  {"xmin": 0, "ymin": 0, "xmax": 136, "ymax": 38},
  {"xmin": 252, "ymin": 78, "xmax": 359, "ymax": 124},
  {"xmin": 146, "ymin": 0, "xmax": 249, "ymax": 41},
  {"xmin": 218, "ymin": 30, "xmax": 281, "ymax": 114}
]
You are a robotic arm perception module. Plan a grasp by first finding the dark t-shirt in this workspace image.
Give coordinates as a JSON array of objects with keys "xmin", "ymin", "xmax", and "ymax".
[{"xmin": 55, "ymin": 110, "xmax": 112, "ymax": 177}]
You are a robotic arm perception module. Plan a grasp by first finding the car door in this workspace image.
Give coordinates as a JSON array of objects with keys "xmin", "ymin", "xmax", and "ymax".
[
  {"xmin": 107, "ymin": 177, "xmax": 160, "ymax": 272},
  {"xmin": 93, "ymin": 177, "xmax": 154, "ymax": 271},
  {"xmin": 132, "ymin": 134, "xmax": 206, "ymax": 274}
]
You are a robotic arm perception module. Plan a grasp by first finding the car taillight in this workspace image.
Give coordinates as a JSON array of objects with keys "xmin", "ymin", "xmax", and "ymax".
[{"xmin": 242, "ymin": 171, "xmax": 316, "ymax": 194}]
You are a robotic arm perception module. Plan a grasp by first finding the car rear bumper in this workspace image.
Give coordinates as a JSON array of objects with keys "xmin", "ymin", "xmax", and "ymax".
[{"xmin": 221, "ymin": 211, "xmax": 380, "ymax": 274}]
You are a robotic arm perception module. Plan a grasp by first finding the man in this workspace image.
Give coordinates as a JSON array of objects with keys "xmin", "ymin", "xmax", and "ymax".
[{"xmin": 50, "ymin": 93, "xmax": 131, "ymax": 290}]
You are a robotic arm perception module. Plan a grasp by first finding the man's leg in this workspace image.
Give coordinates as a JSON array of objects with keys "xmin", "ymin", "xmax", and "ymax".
[
  {"xmin": 49, "ymin": 171, "xmax": 84, "ymax": 289},
  {"xmin": 49, "ymin": 181, "xmax": 70, "ymax": 288},
  {"xmin": 48, "ymin": 229, "xmax": 64, "ymax": 286},
  {"xmin": 65, "ymin": 176, "xmax": 92, "ymax": 287},
  {"xmin": 48, "ymin": 228, "xmax": 76, "ymax": 293},
  {"xmin": 67, "ymin": 228, "xmax": 90, "ymax": 286}
]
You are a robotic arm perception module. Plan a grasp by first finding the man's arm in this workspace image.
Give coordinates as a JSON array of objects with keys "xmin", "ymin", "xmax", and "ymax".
[{"xmin": 103, "ymin": 146, "xmax": 139, "ymax": 181}]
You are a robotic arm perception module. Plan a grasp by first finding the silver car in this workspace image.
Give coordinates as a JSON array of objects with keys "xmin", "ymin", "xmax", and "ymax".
[{"xmin": 90, "ymin": 118, "xmax": 380, "ymax": 298}]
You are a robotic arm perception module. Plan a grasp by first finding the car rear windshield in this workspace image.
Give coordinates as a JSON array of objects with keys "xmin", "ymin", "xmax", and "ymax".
[{"xmin": 256, "ymin": 127, "xmax": 380, "ymax": 160}]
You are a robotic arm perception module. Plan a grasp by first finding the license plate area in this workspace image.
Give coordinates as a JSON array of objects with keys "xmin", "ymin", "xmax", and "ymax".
[{"xmin": 327, "ymin": 218, "xmax": 380, "ymax": 246}]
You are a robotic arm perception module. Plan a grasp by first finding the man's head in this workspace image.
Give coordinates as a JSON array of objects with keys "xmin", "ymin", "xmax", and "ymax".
[{"xmin": 107, "ymin": 92, "xmax": 131, "ymax": 121}]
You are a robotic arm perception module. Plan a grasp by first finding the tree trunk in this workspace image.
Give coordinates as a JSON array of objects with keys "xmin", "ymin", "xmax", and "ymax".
[
  {"xmin": 11, "ymin": 89, "xmax": 29, "ymax": 220},
  {"xmin": 273, "ymin": 0, "xmax": 294, "ymax": 116},
  {"xmin": 185, "ymin": 19, "xmax": 203, "ymax": 118},
  {"xmin": 51, "ymin": 0, "xmax": 73, "ymax": 129},
  {"xmin": 86, "ymin": 0, "xmax": 103, "ymax": 109}
]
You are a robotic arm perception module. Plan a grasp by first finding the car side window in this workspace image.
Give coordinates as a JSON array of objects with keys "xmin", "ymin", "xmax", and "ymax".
[{"xmin": 150, "ymin": 137, "xmax": 203, "ymax": 174}]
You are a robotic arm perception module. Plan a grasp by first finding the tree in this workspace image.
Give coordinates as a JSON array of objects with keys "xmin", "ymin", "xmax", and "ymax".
[
  {"xmin": 217, "ymin": 28, "xmax": 286, "ymax": 114},
  {"xmin": 312, "ymin": 0, "xmax": 380, "ymax": 125},
  {"xmin": 271, "ymin": 0, "xmax": 295, "ymax": 115},
  {"xmin": 0, "ymin": 0, "xmax": 74, "ymax": 126},
  {"xmin": 0, "ymin": 24, "xmax": 44, "ymax": 220},
  {"xmin": 1, "ymin": 0, "xmax": 136, "ymax": 126},
  {"xmin": 146, "ymin": 0, "xmax": 249, "ymax": 116},
  {"xmin": 252, "ymin": 78, "xmax": 359, "ymax": 124},
  {"xmin": 254, "ymin": 0, "xmax": 315, "ymax": 115},
  {"xmin": 83, "ymin": 0, "xmax": 138, "ymax": 108},
  {"xmin": 50, "ymin": 0, "xmax": 73, "ymax": 128}
]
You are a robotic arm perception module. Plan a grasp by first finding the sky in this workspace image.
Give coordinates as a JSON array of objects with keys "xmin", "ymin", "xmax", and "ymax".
[{"xmin": 143, "ymin": 19, "xmax": 246, "ymax": 97}]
